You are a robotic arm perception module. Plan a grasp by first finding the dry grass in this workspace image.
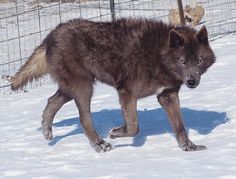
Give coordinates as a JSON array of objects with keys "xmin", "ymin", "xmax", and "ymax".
[{"xmin": 0, "ymin": 0, "xmax": 11, "ymax": 4}]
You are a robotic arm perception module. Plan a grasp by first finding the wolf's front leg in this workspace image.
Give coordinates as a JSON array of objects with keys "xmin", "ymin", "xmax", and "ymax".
[
  {"xmin": 157, "ymin": 89, "xmax": 206, "ymax": 151},
  {"xmin": 109, "ymin": 89, "xmax": 139, "ymax": 139}
]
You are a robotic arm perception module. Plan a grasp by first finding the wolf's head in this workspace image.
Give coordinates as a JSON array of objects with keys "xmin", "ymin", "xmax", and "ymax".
[{"xmin": 165, "ymin": 26, "xmax": 215, "ymax": 88}]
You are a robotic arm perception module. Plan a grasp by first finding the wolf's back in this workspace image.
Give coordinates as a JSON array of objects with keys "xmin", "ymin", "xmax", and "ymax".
[{"xmin": 11, "ymin": 44, "xmax": 48, "ymax": 91}]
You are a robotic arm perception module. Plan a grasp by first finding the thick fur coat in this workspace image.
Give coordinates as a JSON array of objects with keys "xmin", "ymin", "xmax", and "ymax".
[{"xmin": 11, "ymin": 18, "xmax": 215, "ymax": 152}]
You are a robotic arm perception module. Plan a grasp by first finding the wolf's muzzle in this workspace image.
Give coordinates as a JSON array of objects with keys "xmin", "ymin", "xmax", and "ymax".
[
  {"xmin": 187, "ymin": 79, "xmax": 196, "ymax": 88},
  {"xmin": 185, "ymin": 75, "xmax": 199, "ymax": 88}
]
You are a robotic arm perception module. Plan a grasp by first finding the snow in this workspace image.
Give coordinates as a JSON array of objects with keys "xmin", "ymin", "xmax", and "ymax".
[{"xmin": 0, "ymin": 33, "xmax": 236, "ymax": 178}]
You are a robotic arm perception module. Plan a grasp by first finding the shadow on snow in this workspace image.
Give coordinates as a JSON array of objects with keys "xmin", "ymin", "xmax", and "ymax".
[{"xmin": 46, "ymin": 108, "xmax": 229, "ymax": 147}]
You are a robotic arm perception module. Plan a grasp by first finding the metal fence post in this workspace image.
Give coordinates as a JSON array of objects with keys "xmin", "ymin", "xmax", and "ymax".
[
  {"xmin": 15, "ymin": 0, "xmax": 23, "ymax": 65},
  {"xmin": 37, "ymin": 0, "xmax": 42, "ymax": 41},
  {"xmin": 109, "ymin": 0, "xmax": 116, "ymax": 21}
]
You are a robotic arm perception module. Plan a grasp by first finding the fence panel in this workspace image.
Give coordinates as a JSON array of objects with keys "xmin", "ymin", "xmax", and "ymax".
[{"xmin": 0, "ymin": 0, "xmax": 235, "ymax": 93}]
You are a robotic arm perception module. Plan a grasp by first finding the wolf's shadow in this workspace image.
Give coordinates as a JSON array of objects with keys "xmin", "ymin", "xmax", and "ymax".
[{"xmin": 47, "ymin": 108, "xmax": 229, "ymax": 147}]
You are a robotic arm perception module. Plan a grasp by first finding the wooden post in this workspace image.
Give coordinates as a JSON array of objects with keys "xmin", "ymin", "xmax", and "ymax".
[{"xmin": 177, "ymin": 0, "xmax": 185, "ymax": 25}]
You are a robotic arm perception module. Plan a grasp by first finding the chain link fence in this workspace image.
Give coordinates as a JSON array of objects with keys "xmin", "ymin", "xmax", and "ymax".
[{"xmin": 0, "ymin": 0, "xmax": 236, "ymax": 93}]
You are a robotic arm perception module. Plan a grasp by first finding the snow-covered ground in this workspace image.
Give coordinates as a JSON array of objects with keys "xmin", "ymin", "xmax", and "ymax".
[{"xmin": 0, "ymin": 34, "xmax": 236, "ymax": 178}]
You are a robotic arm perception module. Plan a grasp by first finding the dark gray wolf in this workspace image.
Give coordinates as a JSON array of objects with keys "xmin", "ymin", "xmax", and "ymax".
[{"xmin": 10, "ymin": 18, "xmax": 215, "ymax": 152}]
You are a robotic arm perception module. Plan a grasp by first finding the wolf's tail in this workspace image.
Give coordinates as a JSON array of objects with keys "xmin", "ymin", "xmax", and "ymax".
[{"xmin": 11, "ymin": 44, "xmax": 48, "ymax": 91}]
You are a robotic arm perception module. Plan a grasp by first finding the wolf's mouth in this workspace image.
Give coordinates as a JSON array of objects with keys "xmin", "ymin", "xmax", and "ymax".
[{"xmin": 186, "ymin": 84, "xmax": 197, "ymax": 89}]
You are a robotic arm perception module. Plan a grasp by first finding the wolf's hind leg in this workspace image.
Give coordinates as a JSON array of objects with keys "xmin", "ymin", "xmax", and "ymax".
[
  {"xmin": 71, "ymin": 82, "xmax": 112, "ymax": 153},
  {"xmin": 42, "ymin": 89, "xmax": 72, "ymax": 140},
  {"xmin": 109, "ymin": 89, "xmax": 139, "ymax": 139},
  {"xmin": 158, "ymin": 89, "xmax": 207, "ymax": 151}
]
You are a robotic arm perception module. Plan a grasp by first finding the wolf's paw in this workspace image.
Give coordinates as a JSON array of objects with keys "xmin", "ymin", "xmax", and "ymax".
[
  {"xmin": 91, "ymin": 138, "xmax": 112, "ymax": 153},
  {"xmin": 42, "ymin": 126, "xmax": 53, "ymax": 141},
  {"xmin": 109, "ymin": 126, "xmax": 138, "ymax": 139},
  {"xmin": 109, "ymin": 126, "xmax": 126, "ymax": 139},
  {"xmin": 179, "ymin": 139, "xmax": 207, "ymax": 151}
]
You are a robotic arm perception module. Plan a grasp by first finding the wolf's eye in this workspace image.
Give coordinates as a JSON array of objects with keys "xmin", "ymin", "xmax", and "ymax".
[{"xmin": 179, "ymin": 57, "xmax": 186, "ymax": 65}]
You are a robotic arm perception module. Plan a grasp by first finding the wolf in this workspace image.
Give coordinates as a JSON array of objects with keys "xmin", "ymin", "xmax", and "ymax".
[{"xmin": 10, "ymin": 18, "xmax": 215, "ymax": 152}]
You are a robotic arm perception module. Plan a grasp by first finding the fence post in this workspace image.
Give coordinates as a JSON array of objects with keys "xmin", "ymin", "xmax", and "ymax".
[
  {"xmin": 37, "ymin": 0, "xmax": 42, "ymax": 41},
  {"xmin": 109, "ymin": 0, "xmax": 116, "ymax": 21},
  {"xmin": 177, "ymin": 0, "xmax": 185, "ymax": 25},
  {"xmin": 15, "ymin": 0, "xmax": 23, "ymax": 65}
]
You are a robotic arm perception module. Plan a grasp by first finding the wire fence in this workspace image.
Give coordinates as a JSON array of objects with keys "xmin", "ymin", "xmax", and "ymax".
[{"xmin": 0, "ymin": 0, "xmax": 236, "ymax": 93}]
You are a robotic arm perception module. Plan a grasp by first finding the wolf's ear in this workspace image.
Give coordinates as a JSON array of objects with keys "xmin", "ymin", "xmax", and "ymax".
[
  {"xmin": 169, "ymin": 29, "xmax": 184, "ymax": 48},
  {"xmin": 197, "ymin": 26, "xmax": 209, "ymax": 45}
]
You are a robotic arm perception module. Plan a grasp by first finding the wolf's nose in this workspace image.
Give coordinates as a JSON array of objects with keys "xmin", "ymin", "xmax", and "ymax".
[{"xmin": 187, "ymin": 79, "xmax": 196, "ymax": 86}]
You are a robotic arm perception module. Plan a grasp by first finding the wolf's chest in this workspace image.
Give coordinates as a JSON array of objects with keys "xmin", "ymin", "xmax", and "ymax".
[{"xmin": 156, "ymin": 86, "xmax": 169, "ymax": 96}]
